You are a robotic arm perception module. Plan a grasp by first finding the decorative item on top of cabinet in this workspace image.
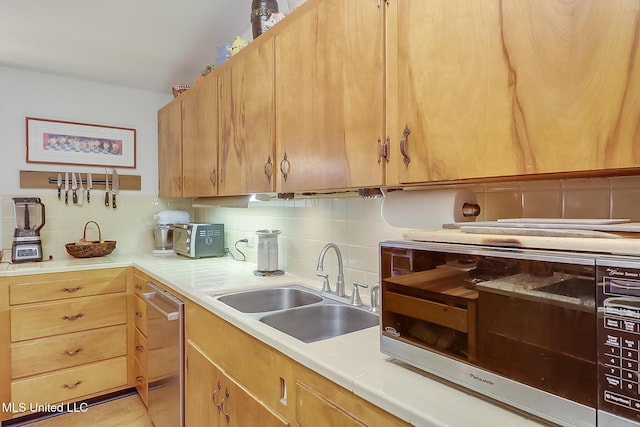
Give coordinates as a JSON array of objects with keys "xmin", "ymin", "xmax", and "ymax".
[
  {"xmin": 389, "ymin": 0, "xmax": 640, "ymax": 185},
  {"xmin": 5, "ymin": 268, "xmax": 131, "ymax": 418},
  {"xmin": 274, "ymin": 0, "xmax": 385, "ymax": 192}
]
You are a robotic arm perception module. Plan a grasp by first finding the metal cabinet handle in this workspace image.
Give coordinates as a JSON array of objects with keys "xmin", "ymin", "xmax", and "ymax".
[
  {"xmin": 221, "ymin": 387, "xmax": 230, "ymax": 424},
  {"xmin": 135, "ymin": 311, "xmax": 143, "ymax": 318},
  {"xmin": 62, "ymin": 313, "xmax": 84, "ymax": 321},
  {"xmin": 61, "ymin": 286, "xmax": 82, "ymax": 293},
  {"xmin": 62, "ymin": 348, "xmax": 83, "ymax": 356},
  {"xmin": 399, "ymin": 124, "xmax": 411, "ymax": 167},
  {"xmin": 210, "ymin": 168, "xmax": 217, "ymax": 187},
  {"xmin": 264, "ymin": 156, "xmax": 273, "ymax": 183},
  {"xmin": 135, "ymin": 283, "xmax": 143, "ymax": 291},
  {"xmin": 136, "ymin": 375, "xmax": 144, "ymax": 384},
  {"xmin": 135, "ymin": 345, "xmax": 145, "ymax": 353},
  {"xmin": 279, "ymin": 152, "xmax": 290, "ymax": 182},
  {"xmin": 63, "ymin": 380, "xmax": 82, "ymax": 389},
  {"xmin": 212, "ymin": 380, "xmax": 222, "ymax": 411}
]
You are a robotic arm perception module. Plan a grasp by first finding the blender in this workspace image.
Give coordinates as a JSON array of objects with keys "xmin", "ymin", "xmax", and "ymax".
[{"xmin": 12, "ymin": 197, "xmax": 45, "ymax": 263}]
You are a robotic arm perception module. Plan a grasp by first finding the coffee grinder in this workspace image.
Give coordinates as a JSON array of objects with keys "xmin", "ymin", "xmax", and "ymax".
[{"xmin": 12, "ymin": 197, "xmax": 45, "ymax": 263}]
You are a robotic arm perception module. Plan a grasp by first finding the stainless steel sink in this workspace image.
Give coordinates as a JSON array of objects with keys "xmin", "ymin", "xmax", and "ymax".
[
  {"xmin": 260, "ymin": 304, "xmax": 379, "ymax": 343},
  {"xmin": 217, "ymin": 286, "xmax": 322, "ymax": 313},
  {"xmin": 215, "ymin": 285, "xmax": 379, "ymax": 343}
]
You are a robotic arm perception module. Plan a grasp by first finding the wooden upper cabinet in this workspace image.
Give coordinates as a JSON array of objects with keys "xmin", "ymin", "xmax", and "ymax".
[
  {"xmin": 218, "ymin": 39, "xmax": 275, "ymax": 196},
  {"xmin": 500, "ymin": 0, "xmax": 640, "ymax": 175},
  {"xmin": 274, "ymin": 0, "xmax": 385, "ymax": 192},
  {"xmin": 182, "ymin": 74, "xmax": 218, "ymax": 197},
  {"xmin": 157, "ymin": 99, "xmax": 183, "ymax": 197},
  {"xmin": 390, "ymin": 0, "xmax": 640, "ymax": 185}
]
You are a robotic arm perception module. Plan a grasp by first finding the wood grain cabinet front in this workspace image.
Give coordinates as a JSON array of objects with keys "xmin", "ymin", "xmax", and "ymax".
[
  {"xmin": 389, "ymin": 0, "xmax": 640, "ymax": 184},
  {"xmin": 158, "ymin": 72, "xmax": 218, "ymax": 198},
  {"xmin": 185, "ymin": 341, "xmax": 289, "ymax": 427},
  {"xmin": 4, "ymin": 268, "xmax": 131, "ymax": 418}
]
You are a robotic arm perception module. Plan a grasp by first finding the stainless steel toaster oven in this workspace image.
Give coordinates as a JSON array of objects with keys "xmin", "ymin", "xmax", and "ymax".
[{"xmin": 379, "ymin": 240, "xmax": 640, "ymax": 427}]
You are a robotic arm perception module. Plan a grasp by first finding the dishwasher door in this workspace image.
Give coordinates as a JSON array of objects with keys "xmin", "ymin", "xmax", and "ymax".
[{"xmin": 143, "ymin": 282, "xmax": 184, "ymax": 427}]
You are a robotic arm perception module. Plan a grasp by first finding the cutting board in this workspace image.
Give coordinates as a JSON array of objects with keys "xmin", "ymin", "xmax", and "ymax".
[
  {"xmin": 458, "ymin": 226, "xmax": 625, "ymax": 239},
  {"xmin": 445, "ymin": 219, "xmax": 640, "ymax": 234}
]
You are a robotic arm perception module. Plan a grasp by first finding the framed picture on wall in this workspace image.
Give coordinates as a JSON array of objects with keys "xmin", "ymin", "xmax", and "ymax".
[{"xmin": 26, "ymin": 117, "xmax": 137, "ymax": 168}]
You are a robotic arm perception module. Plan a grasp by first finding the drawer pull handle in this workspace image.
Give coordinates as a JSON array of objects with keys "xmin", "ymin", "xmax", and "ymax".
[
  {"xmin": 63, "ymin": 348, "xmax": 83, "ymax": 356},
  {"xmin": 135, "ymin": 311, "xmax": 143, "ymax": 318},
  {"xmin": 63, "ymin": 381, "xmax": 82, "ymax": 389},
  {"xmin": 62, "ymin": 313, "xmax": 84, "ymax": 321},
  {"xmin": 135, "ymin": 284, "xmax": 143, "ymax": 290},
  {"xmin": 135, "ymin": 345, "xmax": 145, "ymax": 353},
  {"xmin": 221, "ymin": 387, "xmax": 230, "ymax": 423},
  {"xmin": 136, "ymin": 376, "xmax": 144, "ymax": 384},
  {"xmin": 61, "ymin": 286, "xmax": 82, "ymax": 293},
  {"xmin": 212, "ymin": 380, "xmax": 222, "ymax": 410}
]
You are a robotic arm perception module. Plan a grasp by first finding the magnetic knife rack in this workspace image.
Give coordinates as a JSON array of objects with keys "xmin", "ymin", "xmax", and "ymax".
[{"xmin": 19, "ymin": 170, "xmax": 141, "ymax": 190}]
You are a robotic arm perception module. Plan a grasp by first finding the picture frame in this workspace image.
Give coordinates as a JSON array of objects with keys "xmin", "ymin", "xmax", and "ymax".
[{"xmin": 26, "ymin": 117, "xmax": 137, "ymax": 168}]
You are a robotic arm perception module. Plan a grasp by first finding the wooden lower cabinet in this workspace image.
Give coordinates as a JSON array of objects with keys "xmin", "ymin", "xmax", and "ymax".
[
  {"xmin": 186, "ymin": 341, "xmax": 289, "ymax": 426},
  {"xmin": 2, "ymin": 268, "xmax": 133, "ymax": 420},
  {"xmin": 186, "ymin": 301, "xmax": 409, "ymax": 427}
]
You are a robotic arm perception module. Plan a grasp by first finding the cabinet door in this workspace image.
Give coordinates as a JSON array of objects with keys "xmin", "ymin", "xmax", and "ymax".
[
  {"xmin": 157, "ymin": 99, "xmax": 183, "ymax": 197},
  {"xmin": 391, "ymin": 0, "xmax": 640, "ymax": 184},
  {"xmin": 274, "ymin": 0, "xmax": 384, "ymax": 192},
  {"xmin": 182, "ymin": 74, "xmax": 218, "ymax": 197},
  {"xmin": 186, "ymin": 341, "xmax": 289, "ymax": 427},
  {"xmin": 500, "ymin": 0, "xmax": 640, "ymax": 175},
  {"xmin": 296, "ymin": 381, "xmax": 366, "ymax": 427},
  {"xmin": 218, "ymin": 40, "xmax": 275, "ymax": 195},
  {"xmin": 390, "ymin": 0, "xmax": 517, "ymax": 184}
]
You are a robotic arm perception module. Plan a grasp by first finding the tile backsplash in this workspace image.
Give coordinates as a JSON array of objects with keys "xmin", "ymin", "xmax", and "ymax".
[{"xmin": 3, "ymin": 175, "xmax": 639, "ymax": 296}]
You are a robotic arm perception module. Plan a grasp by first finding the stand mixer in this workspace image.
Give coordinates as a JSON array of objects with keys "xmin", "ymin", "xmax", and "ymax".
[{"xmin": 12, "ymin": 197, "xmax": 45, "ymax": 263}]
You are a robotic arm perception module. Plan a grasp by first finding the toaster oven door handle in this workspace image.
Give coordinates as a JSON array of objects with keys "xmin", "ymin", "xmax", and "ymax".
[{"xmin": 609, "ymin": 279, "xmax": 640, "ymax": 291}]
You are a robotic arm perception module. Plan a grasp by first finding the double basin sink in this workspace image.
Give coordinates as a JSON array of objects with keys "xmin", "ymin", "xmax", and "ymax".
[{"xmin": 215, "ymin": 285, "xmax": 379, "ymax": 343}]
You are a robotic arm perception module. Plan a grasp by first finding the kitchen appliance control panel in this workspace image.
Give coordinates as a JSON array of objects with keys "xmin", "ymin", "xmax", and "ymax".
[{"xmin": 598, "ymin": 262, "xmax": 640, "ymax": 423}]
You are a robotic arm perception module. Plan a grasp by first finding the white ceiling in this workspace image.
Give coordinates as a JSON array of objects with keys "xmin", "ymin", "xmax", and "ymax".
[{"xmin": 0, "ymin": 0, "xmax": 289, "ymax": 95}]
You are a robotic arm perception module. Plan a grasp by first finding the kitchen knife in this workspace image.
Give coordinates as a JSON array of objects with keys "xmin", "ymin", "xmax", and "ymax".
[
  {"xmin": 111, "ymin": 168, "xmax": 119, "ymax": 209},
  {"xmin": 71, "ymin": 172, "xmax": 78, "ymax": 204},
  {"xmin": 87, "ymin": 173, "xmax": 92, "ymax": 203},
  {"xmin": 64, "ymin": 172, "xmax": 69, "ymax": 205},
  {"xmin": 57, "ymin": 173, "xmax": 62, "ymax": 200},
  {"xmin": 104, "ymin": 170, "xmax": 110, "ymax": 207},
  {"xmin": 78, "ymin": 173, "xmax": 84, "ymax": 205}
]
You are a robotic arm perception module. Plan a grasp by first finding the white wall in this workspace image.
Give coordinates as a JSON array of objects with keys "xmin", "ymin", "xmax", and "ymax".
[{"xmin": 0, "ymin": 65, "xmax": 186, "ymax": 258}]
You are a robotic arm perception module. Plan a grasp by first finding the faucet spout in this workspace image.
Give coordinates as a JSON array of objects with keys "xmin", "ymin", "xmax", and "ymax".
[{"xmin": 316, "ymin": 243, "xmax": 345, "ymax": 297}]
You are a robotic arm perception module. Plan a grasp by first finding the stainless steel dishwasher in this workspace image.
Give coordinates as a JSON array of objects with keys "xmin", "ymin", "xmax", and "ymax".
[{"xmin": 143, "ymin": 282, "xmax": 184, "ymax": 427}]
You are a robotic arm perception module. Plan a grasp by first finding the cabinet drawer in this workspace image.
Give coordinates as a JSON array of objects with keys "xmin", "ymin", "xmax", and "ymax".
[
  {"xmin": 11, "ymin": 325, "xmax": 126, "ymax": 379},
  {"xmin": 9, "ymin": 268, "xmax": 126, "ymax": 305},
  {"xmin": 11, "ymin": 294, "xmax": 127, "ymax": 342},
  {"xmin": 134, "ymin": 274, "xmax": 150, "ymax": 297},
  {"xmin": 134, "ymin": 327, "xmax": 148, "ymax": 369},
  {"xmin": 134, "ymin": 295, "xmax": 148, "ymax": 336},
  {"xmin": 134, "ymin": 358, "xmax": 148, "ymax": 408},
  {"xmin": 10, "ymin": 356, "xmax": 127, "ymax": 410}
]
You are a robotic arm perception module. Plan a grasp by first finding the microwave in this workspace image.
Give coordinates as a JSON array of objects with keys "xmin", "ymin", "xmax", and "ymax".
[
  {"xmin": 173, "ymin": 223, "xmax": 224, "ymax": 259},
  {"xmin": 380, "ymin": 240, "xmax": 640, "ymax": 427}
]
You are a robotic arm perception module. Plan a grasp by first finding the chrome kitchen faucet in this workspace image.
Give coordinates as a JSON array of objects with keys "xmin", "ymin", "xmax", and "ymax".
[{"xmin": 316, "ymin": 243, "xmax": 345, "ymax": 297}]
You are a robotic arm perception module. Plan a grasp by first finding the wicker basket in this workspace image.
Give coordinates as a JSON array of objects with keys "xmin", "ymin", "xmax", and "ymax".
[{"xmin": 65, "ymin": 221, "xmax": 116, "ymax": 258}]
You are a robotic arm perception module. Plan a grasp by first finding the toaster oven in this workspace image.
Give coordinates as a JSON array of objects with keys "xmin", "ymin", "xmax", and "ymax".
[
  {"xmin": 380, "ymin": 240, "xmax": 640, "ymax": 427},
  {"xmin": 173, "ymin": 223, "xmax": 224, "ymax": 259}
]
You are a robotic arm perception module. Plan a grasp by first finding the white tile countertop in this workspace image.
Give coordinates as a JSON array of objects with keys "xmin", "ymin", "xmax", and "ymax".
[{"xmin": 0, "ymin": 253, "xmax": 547, "ymax": 427}]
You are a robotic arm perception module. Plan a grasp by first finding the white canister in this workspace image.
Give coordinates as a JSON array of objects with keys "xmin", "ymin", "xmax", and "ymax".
[{"xmin": 256, "ymin": 229, "xmax": 281, "ymax": 272}]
